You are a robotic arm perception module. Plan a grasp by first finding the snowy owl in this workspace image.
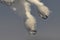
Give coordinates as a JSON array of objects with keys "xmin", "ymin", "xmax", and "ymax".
[{"xmin": 0, "ymin": 0, "xmax": 51, "ymax": 35}]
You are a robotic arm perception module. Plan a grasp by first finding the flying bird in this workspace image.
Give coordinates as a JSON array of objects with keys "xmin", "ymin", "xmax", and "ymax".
[{"xmin": 0, "ymin": 0, "xmax": 51, "ymax": 35}]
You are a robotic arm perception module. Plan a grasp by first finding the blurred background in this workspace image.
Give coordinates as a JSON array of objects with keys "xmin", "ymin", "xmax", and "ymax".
[{"xmin": 0, "ymin": 0, "xmax": 60, "ymax": 40}]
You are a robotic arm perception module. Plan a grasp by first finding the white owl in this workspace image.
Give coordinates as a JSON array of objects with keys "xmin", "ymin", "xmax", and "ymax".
[{"xmin": 0, "ymin": 0, "xmax": 51, "ymax": 35}]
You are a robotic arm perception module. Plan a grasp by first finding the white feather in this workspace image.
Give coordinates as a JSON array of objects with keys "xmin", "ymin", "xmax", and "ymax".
[{"xmin": 24, "ymin": 1, "xmax": 36, "ymax": 30}]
